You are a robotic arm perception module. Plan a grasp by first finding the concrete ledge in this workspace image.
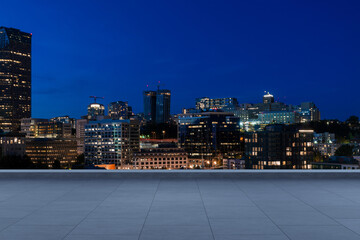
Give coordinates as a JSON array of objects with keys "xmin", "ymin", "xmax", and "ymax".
[{"xmin": 1, "ymin": 170, "xmax": 360, "ymax": 180}]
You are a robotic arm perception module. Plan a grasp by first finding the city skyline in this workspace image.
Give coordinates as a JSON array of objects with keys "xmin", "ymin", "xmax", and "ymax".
[
  {"xmin": 2, "ymin": 0, "xmax": 360, "ymax": 120},
  {"xmin": 2, "ymin": 2, "xmax": 360, "ymax": 239}
]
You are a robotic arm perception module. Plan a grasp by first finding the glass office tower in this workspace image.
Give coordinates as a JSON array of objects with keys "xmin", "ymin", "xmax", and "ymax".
[
  {"xmin": 155, "ymin": 89, "xmax": 171, "ymax": 124},
  {"xmin": 143, "ymin": 89, "xmax": 171, "ymax": 124}
]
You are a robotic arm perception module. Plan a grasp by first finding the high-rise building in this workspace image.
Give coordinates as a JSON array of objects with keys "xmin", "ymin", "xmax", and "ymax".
[
  {"xmin": 143, "ymin": 91, "xmax": 156, "ymax": 122},
  {"xmin": 108, "ymin": 101, "xmax": 132, "ymax": 120},
  {"xmin": 87, "ymin": 103, "xmax": 105, "ymax": 120},
  {"xmin": 263, "ymin": 92, "xmax": 274, "ymax": 104},
  {"xmin": 143, "ymin": 89, "xmax": 171, "ymax": 124},
  {"xmin": 0, "ymin": 27, "xmax": 32, "ymax": 132},
  {"xmin": 75, "ymin": 118, "xmax": 89, "ymax": 155},
  {"xmin": 84, "ymin": 119, "xmax": 140, "ymax": 168},
  {"xmin": 155, "ymin": 89, "xmax": 171, "ymax": 124}
]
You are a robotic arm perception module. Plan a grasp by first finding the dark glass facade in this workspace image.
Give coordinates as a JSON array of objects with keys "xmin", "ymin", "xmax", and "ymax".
[
  {"xmin": 155, "ymin": 89, "xmax": 171, "ymax": 124},
  {"xmin": 244, "ymin": 124, "xmax": 314, "ymax": 169},
  {"xmin": 143, "ymin": 89, "xmax": 171, "ymax": 124},
  {"xmin": 178, "ymin": 112, "xmax": 243, "ymax": 165},
  {"xmin": 143, "ymin": 91, "xmax": 156, "ymax": 122},
  {"xmin": 0, "ymin": 27, "xmax": 31, "ymax": 132}
]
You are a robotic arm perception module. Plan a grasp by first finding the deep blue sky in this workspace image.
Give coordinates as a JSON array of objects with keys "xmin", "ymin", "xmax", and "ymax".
[{"xmin": 2, "ymin": 0, "xmax": 360, "ymax": 120}]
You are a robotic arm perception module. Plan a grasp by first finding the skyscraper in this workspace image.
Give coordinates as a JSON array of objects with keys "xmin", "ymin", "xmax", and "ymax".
[
  {"xmin": 0, "ymin": 27, "xmax": 32, "ymax": 132},
  {"xmin": 143, "ymin": 89, "xmax": 171, "ymax": 124},
  {"xmin": 155, "ymin": 89, "xmax": 171, "ymax": 124},
  {"xmin": 143, "ymin": 91, "xmax": 156, "ymax": 122}
]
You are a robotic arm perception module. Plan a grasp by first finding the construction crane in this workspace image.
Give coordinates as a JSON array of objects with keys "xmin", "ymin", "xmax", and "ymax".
[{"xmin": 90, "ymin": 96, "xmax": 104, "ymax": 103}]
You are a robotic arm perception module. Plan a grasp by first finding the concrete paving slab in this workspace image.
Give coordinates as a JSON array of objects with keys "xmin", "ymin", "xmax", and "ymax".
[{"xmin": 0, "ymin": 171, "xmax": 359, "ymax": 240}]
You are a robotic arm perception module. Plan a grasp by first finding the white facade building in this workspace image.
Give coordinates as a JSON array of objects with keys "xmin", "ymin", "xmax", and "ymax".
[{"xmin": 84, "ymin": 119, "xmax": 139, "ymax": 168}]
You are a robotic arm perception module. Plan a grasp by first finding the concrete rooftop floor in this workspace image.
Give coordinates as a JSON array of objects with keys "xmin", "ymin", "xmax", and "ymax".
[{"xmin": 1, "ymin": 172, "xmax": 360, "ymax": 239}]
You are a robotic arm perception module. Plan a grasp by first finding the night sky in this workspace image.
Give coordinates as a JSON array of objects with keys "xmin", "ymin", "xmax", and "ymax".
[{"xmin": 2, "ymin": 0, "xmax": 360, "ymax": 120}]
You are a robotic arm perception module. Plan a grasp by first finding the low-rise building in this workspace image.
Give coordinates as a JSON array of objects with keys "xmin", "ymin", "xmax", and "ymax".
[
  {"xmin": 51, "ymin": 116, "xmax": 76, "ymax": 129},
  {"xmin": 312, "ymin": 156, "xmax": 359, "ymax": 170},
  {"xmin": 20, "ymin": 118, "xmax": 72, "ymax": 138},
  {"xmin": 21, "ymin": 118, "xmax": 78, "ymax": 168},
  {"xmin": 0, "ymin": 132, "xmax": 26, "ymax": 157},
  {"xmin": 140, "ymin": 138, "xmax": 178, "ymax": 149},
  {"xmin": 223, "ymin": 158, "xmax": 245, "ymax": 169},
  {"xmin": 133, "ymin": 147, "xmax": 188, "ymax": 169},
  {"xmin": 195, "ymin": 97, "xmax": 239, "ymax": 111},
  {"xmin": 258, "ymin": 111, "xmax": 300, "ymax": 124},
  {"xmin": 20, "ymin": 118, "xmax": 48, "ymax": 137},
  {"xmin": 25, "ymin": 138, "xmax": 77, "ymax": 168}
]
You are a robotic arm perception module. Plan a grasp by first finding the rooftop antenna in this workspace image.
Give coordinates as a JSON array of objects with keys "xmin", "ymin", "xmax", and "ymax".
[
  {"xmin": 157, "ymin": 81, "xmax": 165, "ymax": 91},
  {"xmin": 90, "ymin": 96, "xmax": 104, "ymax": 103}
]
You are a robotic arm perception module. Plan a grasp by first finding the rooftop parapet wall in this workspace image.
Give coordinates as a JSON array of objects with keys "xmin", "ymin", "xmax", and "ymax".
[{"xmin": 1, "ymin": 170, "xmax": 360, "ymax": 180}]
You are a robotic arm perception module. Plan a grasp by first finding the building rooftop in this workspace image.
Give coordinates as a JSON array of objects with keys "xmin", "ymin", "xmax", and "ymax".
[{"xmin": 1, "ymin": 170, "xmax": 360, "ymax": 240}]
